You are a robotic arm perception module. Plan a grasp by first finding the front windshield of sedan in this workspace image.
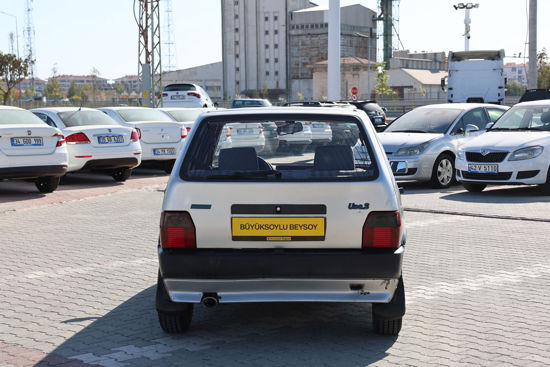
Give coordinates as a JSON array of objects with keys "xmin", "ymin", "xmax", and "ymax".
[
  {"xmin": 58, "ymin": 110, "xmax": 117, "ymax": 127},
  {"xmin": 117, "ymin": 109, "xmax": 174, "ymax": 122},
  {"xmin": 491, "ymin": 106, "xmax": 550, "ymax": 131},
  {"xmin": 164, "ymin": 109, "xmax": 202, "ymax": 122},
  {"xmin": 385, "ymin": 108, "xmax": 462, "ymax": 133},
  {"xmin": 0, "ymin": 109, "xmax": 46, "ymax": 125}
]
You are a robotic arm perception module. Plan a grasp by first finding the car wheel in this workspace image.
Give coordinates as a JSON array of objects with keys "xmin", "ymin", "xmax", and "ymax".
[
  {"xmin": 112, "ymin": 167, "xmax": 132, "ymax": 182},
  {"xmin": 156, "ymin": 272, "xmax": 193, "ymax": 333},
  {"xmin": 463, "ymin": 182, "xmax": 486, "ymax": 192},
  {"xmin": 372, "ymin": 276, "xmax": 405, "ymax": 336},
  {"xmin": 35, "ymin": 176, "xmax": 60, "ymax": 193},
  {"xmin": 430, "ymin": 154, "xmax": 455, "ymax": 188},
  {"xmin": 539, "ymin": 167, "xmax": 550, "ymax": 195}
]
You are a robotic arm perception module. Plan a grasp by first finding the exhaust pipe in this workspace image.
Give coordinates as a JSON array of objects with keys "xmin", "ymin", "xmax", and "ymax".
[{"xmin": 202, "ymin": 294, "xmax": 219, "ymax": 308}]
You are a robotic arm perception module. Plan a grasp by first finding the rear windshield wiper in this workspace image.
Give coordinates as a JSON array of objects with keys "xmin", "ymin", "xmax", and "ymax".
[
  {"xmin": 391, "ymin": 129, "xmax": 427, "ymax": 133},
  {"xmin": 207, "ymin": 169, "xmax": 282, "ymax": 179}
]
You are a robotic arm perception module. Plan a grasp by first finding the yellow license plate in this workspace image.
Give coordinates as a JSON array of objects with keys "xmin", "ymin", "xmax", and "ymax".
[{"xmin": 231, "ymin": 217, "xmax": 326, "ymax": 241}]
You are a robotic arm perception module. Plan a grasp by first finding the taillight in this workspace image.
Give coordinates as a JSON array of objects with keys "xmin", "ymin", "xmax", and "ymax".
[
  {"xmin": 54, "ymin": 133, "xmax": 65, "ymax": 147},
  {"xmin": 362, "ymin": 211, "xmax": 401, "ymax": 249},
  {"xmin": 259, "ymin": 126, "xmax": 264, "ymax": 134},
  {"xmin": 162, "ymin": 93, "xmax": 168, "ymax": 97},
  {"xmin": 130, "ymin": 129, "xmax": 140, "ymax": 141},
  {"xmin": 160, "ymin": 211, "xmax": 196, "ymax": 249},
  {"xmin": 181, "ymin": 126, "xmax": 188, "ymax": 139},
  {"xmin": 225, "ymin": 126, "xmax": 231, "ymax": 137},
  {"xmin": 187, "ymin": 92, "xmax": 201, "ymax": 99},
  {"xmin": 65, "ymin": 132, "xmax": 90, "ymax": 144},
  {"xmin": 135, "ymin": 128, "xmax": 142, "ymax": 139},
  {"xmin": 186, "ymin": 127, "xmax": 192, "ymax": 133}
]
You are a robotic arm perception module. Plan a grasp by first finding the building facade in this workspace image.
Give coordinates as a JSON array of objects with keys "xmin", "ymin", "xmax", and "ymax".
[
  {"xmin": 113, "ymin": 75, "xmax": 140, "ymax": 94},
  {"xmin": 389, "ymin": 50, "xmax": 447, "ymax": 71},
  {"xmin": 54, "ymin": 75, "xmax": 111, "ymax": 94},
  {"xmin": 504, "ymin": 63, "xmax": 528, "ymax": 86}
]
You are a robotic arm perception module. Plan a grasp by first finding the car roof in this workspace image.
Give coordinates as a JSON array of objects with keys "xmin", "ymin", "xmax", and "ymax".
[
  {"xmin": 99, "ymin": 106, "xmax": 153, "ymax": 111},
  {"xmin": 0, "ymin": 105, "xmax": 23, "ymax": 110},
  {"xmin": 31, "ymin": 107, "xmax": 99, "ymax": 113},
  {"xmin": 196, "ymin": 106, "xmax": 365, "ymax": 118},
  {"xmin": 515, "ymin": 99, "xmax": 550, "ymax": 107},
  {"xmin": 415, "ymin": 103, "xmax": 508, "ymax": 110},
  {"xmin": 159, "ymin": 107, "xmax": 212, "ymax": 111}
]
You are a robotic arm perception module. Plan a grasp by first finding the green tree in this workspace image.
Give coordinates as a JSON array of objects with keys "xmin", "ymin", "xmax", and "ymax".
[
  {"xmin": 505, "ymin": 81, "xmax": 526, "ymax": 96},
  {"xmin": 44, "ymin": 64, "xmax": 62, "ymax": 100},
  {"xmin": 0, "ymin": 52, "xmax": 34, "ymax": 105},
  {"xmin": 114, "ymin": 82, "xmax": 125, "ymax": 94},
  {"xmin": 538, "ymin": 48, "xmax": 550, "ymax": 89},
  {"xmin": 374, "ymin": 62, "xmax": 396, "ymax": 98},
  {"xmin": 67, "ymin": 81, "xmax": 78, "ymax": 99}
]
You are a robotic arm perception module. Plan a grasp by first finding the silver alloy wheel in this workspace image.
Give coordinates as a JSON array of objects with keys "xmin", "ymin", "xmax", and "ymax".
[{"xmin": 437, "ymin": 158, "xmax": 453, "ymax": 186}]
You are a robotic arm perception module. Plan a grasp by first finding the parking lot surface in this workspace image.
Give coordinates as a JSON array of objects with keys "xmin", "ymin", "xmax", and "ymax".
[{"xmin": 1, "ymin": 176, "xmax": 550, "ymax": 366}]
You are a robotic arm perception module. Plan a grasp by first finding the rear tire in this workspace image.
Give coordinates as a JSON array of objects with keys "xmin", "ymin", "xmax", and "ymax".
[
  {"xmin": 430, "ymin": 154, "xmax": 455, "ymax": 188},
  {"xmin": 539, "ymin": 167, "xmax": 550, "ymax": 195},
  {"xmin": 372, "ymin": 276, "xmax": 405, "ymax": 336},
  {"xmin": 112, "ymin": 167, "xmax": 132, "ymax": 182},
  {"xmin": 463, "ymin": 182, "xmax": 486, "ymax": 192},
  {"xmin": 35, "ymin": 176, "xmax": 60, "ymax": 193},
  {"xmin": 156, "ymin": 272, "xmax": 193, "ymax": 333}
]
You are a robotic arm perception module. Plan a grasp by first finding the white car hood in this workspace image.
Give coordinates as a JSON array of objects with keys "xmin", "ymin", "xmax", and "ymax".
[
  {"xmin": 378, "ymin": 132, "xmax": 441, "ymax": 152},
  {"xmin": 462, "ymin": 131, "xmax": 550, "ymax": 151}
]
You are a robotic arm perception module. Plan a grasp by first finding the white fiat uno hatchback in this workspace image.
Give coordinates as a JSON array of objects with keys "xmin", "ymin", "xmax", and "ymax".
[{"xmin": 157, "ymin": 107, "xmax": 406, "ymax": 335}]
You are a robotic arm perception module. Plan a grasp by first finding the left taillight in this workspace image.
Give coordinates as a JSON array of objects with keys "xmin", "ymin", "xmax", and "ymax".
[
  {"xmin": 160, "ymin": 211, "xmax": 196, "ymax": 249},
  {"xmin": 181, "ymin": 126, "xmax": 188, "ymax": 139},
  {"xmin": 187, "ymin": 92, "xmax": 201, "ymax": 99},
  {"xmin": 362, "ymin": 211, "xmax": 401, "ymax": 249},
  {"xmin": 130, "ymin": 129, "xmax": 140, "ymax": 141},
  {"xmin": 54, "ymin": 133, "xmax": 65, "ymax": 147}
]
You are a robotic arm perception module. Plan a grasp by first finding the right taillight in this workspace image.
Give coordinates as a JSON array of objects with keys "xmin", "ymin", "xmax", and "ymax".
[
  {"xmin": 362, "ymin": 211, "xmax": 401, "ymax": 249},
  {"xmin": 54, "ymin": 133, "xmax": 65, "ymax": 147},
  {"xmin": 130, "ymin": 129, "xmax": 140, "ymax": 141},
  {"xmin": 65, "ymin": 132, "xmax": 90, "ymax": 144},
  {"xmin": 160, "ymin": 211, "xmax": 196, "ymax": 249}
]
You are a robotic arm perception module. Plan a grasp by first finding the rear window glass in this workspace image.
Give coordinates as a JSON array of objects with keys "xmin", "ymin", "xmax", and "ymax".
[
  {"xmin": 232, "ymin": 100, "xmax": 271, "ymax": 108},
  {"xmin": 164, "ymin": 84, "xmax": 196, "ymax": 92},
  {"xmin": 58, "ymin": 110, "xmax": 117, "ymax": 127},
  {"xmin": 181, "ymin": 114, "xmax": 378, "ymax": 182},
  {"xmin": 0, "ymin": 109, "xmax": 46, "ymax": 125},
  {"xmin": 164, "ymin": 109, "xmax": 203, "ymax": 122},
  {"xmin": 117, "ymin": 109, "xmax": 174, "ymax": 122},
  {"xmin": 385, "ymin": 108, "xmax": 462, "ymax": 133}
]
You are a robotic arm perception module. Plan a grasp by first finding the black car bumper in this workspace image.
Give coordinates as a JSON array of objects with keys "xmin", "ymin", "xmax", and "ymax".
[
  {"xmin": 0, "ymin": 165, "xmax": 67, "ymax": 179},
  {"xmin": 81, "ymin": 157, "xmax": 139, "ymax": 171}
]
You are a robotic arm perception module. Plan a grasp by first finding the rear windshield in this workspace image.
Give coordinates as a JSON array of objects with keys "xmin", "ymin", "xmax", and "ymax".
[
  {"xmin": 181, "ymin": 114, "xmax": 378, "ymax": 182},
  {"xmin": 385, "ymin": 108, "xmax": 462, "ymax": 133},
  {"xmin": 164, "ymin": 84, "xmax": 196, "ymax": 92},
  {"xmin": 117, "ymin": 109, "xmax": 174, "ymax": 122},
  {"xmin": 0, "ymin": 109, "xmax": 46, "ymax": 125},
  {"xmin": 232, "ymin": 100, "xmax": 271, "ymax": 108},
  {"xmin": 58, "ymin": 110, "xmax": 117, "ymax": 127},
  {"xmin": 163, "ymin": 109, "xmax": 202, "ymax": 122}
]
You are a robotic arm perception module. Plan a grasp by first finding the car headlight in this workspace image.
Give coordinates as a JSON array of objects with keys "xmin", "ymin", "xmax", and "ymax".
[
  {"xmin": 395, "ymin": 141, "xmax": 430, "ymax": 156},
  {"xmin": 508, "ymin": 146, "xmax": 544, "ymax": 161},
  {"xmin": 457, "ymin": 149, "xmax": 465, "ymax": 160}
]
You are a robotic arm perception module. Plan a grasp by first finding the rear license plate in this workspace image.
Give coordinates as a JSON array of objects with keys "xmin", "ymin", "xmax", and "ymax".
[
  {"xmin": 237, "ymin": 129, "xmax": 255, "ymax": 135},
  {"xmin": 98, "ymin": 135, "xmax": 123, "ymax": 144},
  {"xmin": 231, "ymin": 217, "xmax": 325, "ymax": 241},
  {"xmin": 170, "ymin": 95, "xmax": 186, "ymax": 100},
  {"xmin": 468, "ymin": 164, "xmax": 498, "ymax": 174},
  {"xmin": 153, "ymin": 148, "xmax": 176, "ymax": 156},
  {"xmin": 11, "ymin": 137, "xmax": 43, "ymax": 146}
]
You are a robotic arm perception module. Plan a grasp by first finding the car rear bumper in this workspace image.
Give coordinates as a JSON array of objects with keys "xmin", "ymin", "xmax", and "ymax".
[
  {"xmin": 158, "ymin": 247, "xmax": 403, "ymax": 305},
  {"xmin": 0, "ymin": 164, "xmax": 67, "ymax": 179},
  {"xmin": 81, "ymin": 157, "xmax": 140, "ymax": 171}
]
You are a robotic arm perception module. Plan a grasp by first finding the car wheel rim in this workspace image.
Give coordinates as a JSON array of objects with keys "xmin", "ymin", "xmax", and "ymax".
[{"xmin": 437, "ymin": 159, "xmax": 453, "ymax": 186}]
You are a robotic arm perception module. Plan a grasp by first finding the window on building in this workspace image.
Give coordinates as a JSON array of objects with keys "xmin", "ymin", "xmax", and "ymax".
[
  {"xmin": 274, "ymin": 58, "xmax": 279, "ymax": 63},
  {"xmin": 265, "ymin": 44, "xmax": 269, "ymax": 49},
  {"xmin": 266, "ymin": 71, "xmax": 270, "ymax": 76},
  {"xmin": 235, "ymin": 41, "xmax": 239, "ymax": 46},
  {"xmin": 265, "ymin": 16, "xmax": 268, "ymax": 21},
  {"xmin": 236, "ymin": 67, "xmax": 239, "ymax": 72},
  {"xmin": 265, "ymin": 30, "xmax": 269, "ymax": 35},
  {"xmin": 275, "ymin": 70, "xmax": 279, "ymax": 76},
  {"xmin": 274, "ymin": 29, "xmax": 278, "ymax": 35},
  {"xmin": 265, "ymin": 58, "xmax": 269, "ymax": 63},
  {"xmin": 234, "ymin": 14, "xmax": 238, "ymax": 19},
  {"xmin": 274, "ymin": 15, "xmax": 278, "ymax": 21},
  {"xmin": 235, "ymin": 53, "xmax": 239, "ymax": 59},
  {"xmin": 234, "ymin": 0, "xmax": 238, "ymax": 5},
  {"xmin": 274, "ymin": 44, "xmax": 278, "ymax": 49},
  {"xmin": 235, "ymin": 27, "xmax": 239, "ymax": 32}
]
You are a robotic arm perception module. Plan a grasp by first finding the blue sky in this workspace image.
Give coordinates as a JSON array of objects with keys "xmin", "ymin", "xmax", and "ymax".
[{"xmin": 0, "ymin": 0, "xmax": 548, "ymax": 80}]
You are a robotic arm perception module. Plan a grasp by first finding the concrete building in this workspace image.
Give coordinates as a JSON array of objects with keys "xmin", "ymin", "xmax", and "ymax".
[
  {"xmin": 389, "ymin": 50, "xmax": 447, "ymax": 71},
  {"xmin": 18, "ymin": 78, "xmax": 46, "ymax": 96},
  {"xmin": 311, "ymin": 57, "xmax": 376, "ymax": 100},
  {"xmin": 54, "ymin": 75, "xmax": 111, "ymax": 94},
  {"xmin": 504, "ymin": 63, "xmax": 528, "ymax": 86},
  {"xmin": 113, "ymin": 75, "xmax": 140, "ymax": 94},
  {"xmin": 289, "ymin": 4, "xmax": 377, "ymax": 101},
  {"xmin": 162, "ymin": 62, "xmax": 223, "ymax": 102},
  {"xmin": 221, "ymin": 0, "xmax": 311, "ymax": 101},
  {"xmin": 387, "ymin": 68, "xmax": 448, "ymax": 101}
]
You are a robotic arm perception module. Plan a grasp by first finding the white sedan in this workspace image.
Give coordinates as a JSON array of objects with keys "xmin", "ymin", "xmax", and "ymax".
[
  {"xmin": 31, "ymin": 108, "xmax": 141, "ymax": 182},
  {"xmin": 0, "ymin": 106, "xmax": 67, "ymax": 193},
  {"xmin": 99, "ymin": 107, "xmax": 187, "ymax": 173},
  {"xmin": 456, "ymin": 99, "xmax": 550, "ymax": 194},
  {"xmin": 159, "ymin": 107, "xmax": 216, "ymax": 134}
]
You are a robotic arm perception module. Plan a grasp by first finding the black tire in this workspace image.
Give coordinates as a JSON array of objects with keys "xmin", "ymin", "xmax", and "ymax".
[
  {"xmin": 156, "ymin": 272, "xmax": 193, "ymax": 333},
  {"xmin": 463, "ymin": 182, "xmax": 486, "ymax": 192},
  {"xmin": 430, "ymin": 154, "xmax": 455, "ymax": 188},
  {"xmin": 112, "ymin": 167, "xmax": 132, "ymax": 182},
  {"xmin": 35, "ymin": 176, "xmax": 60, "ymax": 193},
  {"xmin": 372, "ymin": 276, "xmax": 405, "ymax": 336},
  {"xmin": 539, "ymin": 167, "xmax": 550, "ymax": 195}
]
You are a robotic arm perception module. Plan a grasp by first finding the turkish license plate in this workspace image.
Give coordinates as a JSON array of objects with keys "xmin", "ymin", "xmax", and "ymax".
[
  {"xmin": 170, "ymin": 95, "xmax": 186, "ymax": 100},
  {"xmin": 374, "ymin": 117, "xmax": 383, "ymax": 123},
  {"xmin": 231, "ymin": 217, "xmax": 326, "ymax": 241},
  {"xmin": 237, "ymin": 128, "xmax": 255, "ymax": 135},
  {"xmin": 468, "ymin": 164, "xmax": 498, "ymax": 174},
  {"xmin": 153, "ymin": 147, "xmax": 176, "ymax": 156},
  {"xmin": 11, "ymin": 137, "xmax": 43, "ymax": 146},
  {"xmin": 98, "ymin": 135, "xmax": 123, "ymax": 144}
]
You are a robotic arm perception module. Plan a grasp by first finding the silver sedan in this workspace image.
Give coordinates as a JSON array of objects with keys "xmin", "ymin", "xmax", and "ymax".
[{"xmin": 378, "ymin": 103, "xmax": 508, "ymax": 188}]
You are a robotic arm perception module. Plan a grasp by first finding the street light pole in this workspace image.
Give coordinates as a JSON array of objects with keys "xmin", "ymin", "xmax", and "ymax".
[
  {"xmin": 355, "ymin": 32, "xmax": 372, "ymax": 99},
  {"xmin": 0, "ymin": 11, "xmax": 20, "ymax": 58},
  {"xmin": 453, "ymin": 3, "xmax": 479, "ymax": 52}
]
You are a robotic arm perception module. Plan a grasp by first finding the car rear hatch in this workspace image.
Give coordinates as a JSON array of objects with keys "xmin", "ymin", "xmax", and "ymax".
[
  {"xmin": 132, "ymin": 121, "xmax": 182, "ymax": 144},
  {"xmin": 228, "ymin": 122, "xmax": 264, "ymax": 142},
  {"xmin": 64, "ymin": 125, "xmax": 133, "ymax": 147},
  {"xmin": 0, "ymin": 124, "xmax": 61, "ymax": 156}
]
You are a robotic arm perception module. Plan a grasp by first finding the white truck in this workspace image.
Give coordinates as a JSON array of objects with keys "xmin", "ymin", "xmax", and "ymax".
[{"xmin": 445, "ymin": 49, "xmax": 506, "ymax": 105}]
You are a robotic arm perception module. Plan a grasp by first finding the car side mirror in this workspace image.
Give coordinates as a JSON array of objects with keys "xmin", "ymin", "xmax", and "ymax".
[
  {"xmin": 485, "ymin": 122, "xmax": 495, "ymax": 130},
  {"xmin": 464, "ymin": 124, "xmax": 480, "ymax": 136}
]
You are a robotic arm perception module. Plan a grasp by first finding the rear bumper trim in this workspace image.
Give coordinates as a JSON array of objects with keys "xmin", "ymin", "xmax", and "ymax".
[
  {"xmin": 80, "ymin": 157, "xmax": 139, "ymax": 171},
  {"xmin": 0, "ymin": 165, "xmax": 67, "ymax": 179}
]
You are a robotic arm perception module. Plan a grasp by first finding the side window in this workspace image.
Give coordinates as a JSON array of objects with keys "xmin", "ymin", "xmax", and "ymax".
[
  {"xmin": 34, "ymin": 112, "xmax": 57, "ymax": 128},
  {"xmin": 458, "ymin": 108, "xmax": 488, "ymax": 132},
  {"xmin": 487, "ymin": 108, "xmax": 505, "ymax": 122}
]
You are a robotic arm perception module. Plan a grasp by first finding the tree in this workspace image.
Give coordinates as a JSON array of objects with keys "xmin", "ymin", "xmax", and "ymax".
[
  {"xmin": 114, "ymin": 82, "xmax": 125, "ymax": 94},
  {"xmin": 44, "ymin": 64, "xmax": 62, "ymax": 100},
  {"xmin": 505, "ymin": 81, "xmax": 526, "ymax": 96},
  {"xmin": 374, "ymin": 62, "xmax": 396, "ymax": 98},
  {"xmin": 0, "ymin": 52, "xmax": 34, "ymax": 105},
  {"xmin": 538, "ymin": 48, "xmax": 550, "ymax": 89}
]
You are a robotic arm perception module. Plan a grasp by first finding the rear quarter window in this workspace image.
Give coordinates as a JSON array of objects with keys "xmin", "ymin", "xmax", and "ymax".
[{"xmin": 180, "ymin": 114, "xmax": 379, "ymax": 182}]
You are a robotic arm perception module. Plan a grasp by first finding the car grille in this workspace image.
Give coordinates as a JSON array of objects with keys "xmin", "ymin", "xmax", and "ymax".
[
  {"xmin": 461, "ymin": 171, "xmax": 512, "ymax": 180},
  {"xmin": 466, "ymin": 152, "xmax": 508, "ymax": 162},
  {"xmin": 516, "ymin": 170, "xmax": 540, "ymax": 179}
]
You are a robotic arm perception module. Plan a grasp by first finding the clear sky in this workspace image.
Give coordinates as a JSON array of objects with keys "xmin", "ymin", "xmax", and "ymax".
[{"xmin": 0, "ymin": 0, "xmax": 548, "ymax": 80}]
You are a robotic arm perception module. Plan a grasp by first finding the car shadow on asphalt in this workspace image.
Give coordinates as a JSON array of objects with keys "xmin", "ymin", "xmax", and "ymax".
[
  {"xmin": 38, "ymin": 286, "xmax": 397, "ymax": 366},
  {"xmin": 439, "ymin": 185, "xmax": 550, "ymax": 204}
]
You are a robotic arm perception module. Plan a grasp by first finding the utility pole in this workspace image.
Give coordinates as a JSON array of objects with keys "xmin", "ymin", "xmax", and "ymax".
[
  {"xmin": 527, "ymin": 0, "xmax": 537, "ymax": 89},
  {"xmin": 327, "ymin": 0, "xmax": 340, "ymax": 101},
  {"xmin": 137, "ymin": 0, "xmax": 162, "ymax": 107},
  {"xmin": 162, "ymin": 0, "xmax": 177, "ymax": 72},
  {"xmin": 24, "ymin": 0, "xmax": 36, "ymax": 93},
  {"xmin": 453, "ymin": 3, "xmax": 479, "ymax": 52},
  {"xmin": 0, "ymin": 11, "xmax": 20, "ymax": 58}
]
